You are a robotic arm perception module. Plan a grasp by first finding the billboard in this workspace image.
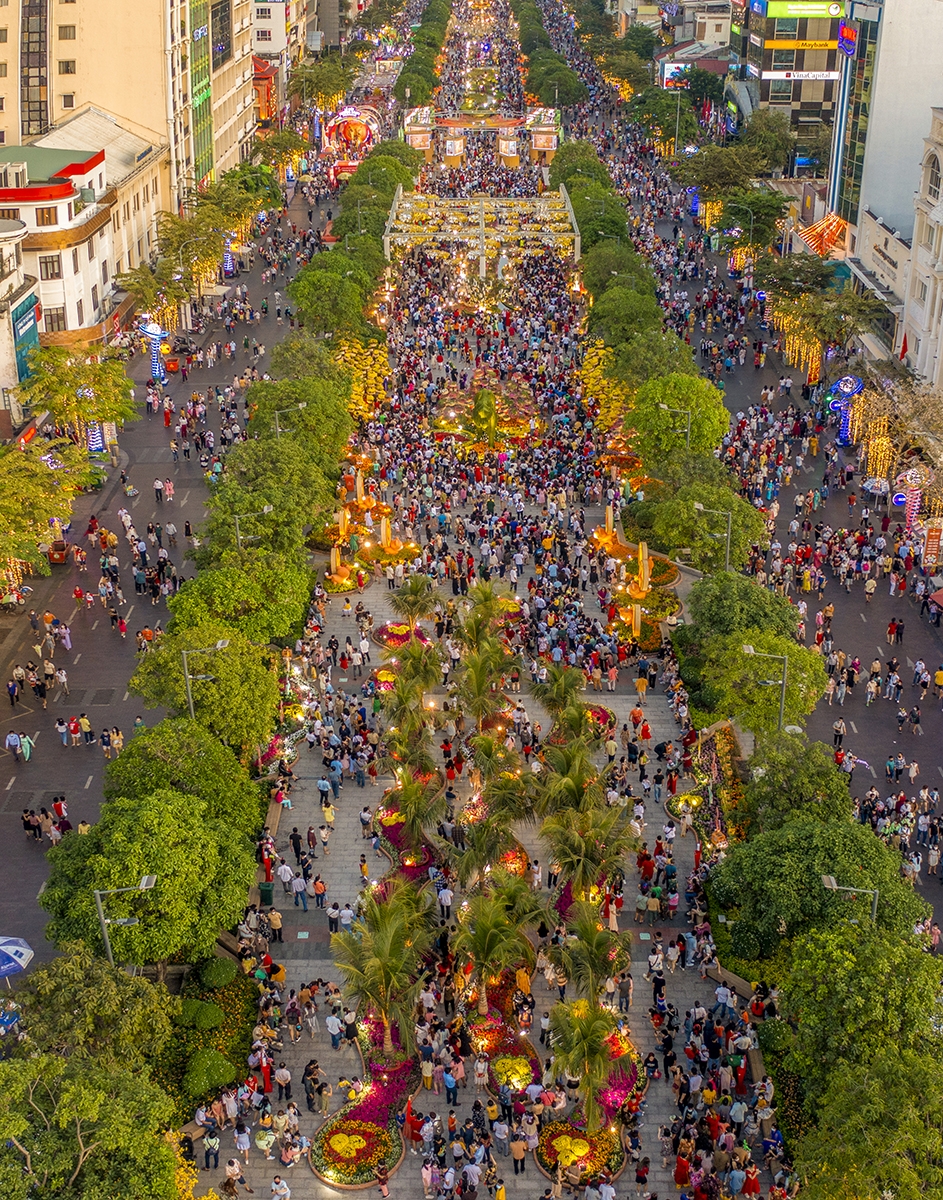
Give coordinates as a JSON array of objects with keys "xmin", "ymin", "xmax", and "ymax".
[
  {"xmin": 661, "ymin": 62, "xmax": 691, "ymax": 88},
  {"xmin": 764, "ymin": 38, "xmax": 838, "ymax": 47},
  {"xmin": 762, "ymin": 69, "xmax": 840, "ymax": 79},
  {"xmin": 763, "ymin": 0, "xmax": 844, "ymax": 14}
]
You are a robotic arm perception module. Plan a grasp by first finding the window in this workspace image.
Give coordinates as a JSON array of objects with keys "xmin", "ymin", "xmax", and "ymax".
[
  {"xmin": 44, "ymin": 305, "xmax": 66, "ymax": 332},
  {"xmin": 211, "ymin": 0, "xmax": 233, "ymax": 70},
  {"xmin": 100, "ymin": 260, "xmax": 107, "ymax": 283},
  {"xmin": 0, "ymin": 64, "xmax": 7, "ymax": 77},
  {"xmin": 772, "ymin": 50, "xmax": 795, "ymax": 69},
  {"xmin": 114, "ymin": 255, "xmax": 121, "ymax": 275},
  {"xmin": 927, "ymin": 155, "xmax": 941, "ymax": 202},
  {"xmin": 915, "ymin": 278, "xmax": 928, "ymax": 305},
  {"xmin": 71, "ymin": 247, "xmax": 78, "ymax": 273},
  {"xmin": 256, "ymin": 5, "xmax": 271, "ymax": 14},
  {"xmin": 58, "ymin": 59, "xmax": 75, "ymax": 73},
  {"xmin": 38, "ymin": 253, "xmax": 61, "ymax": 279},
  {"xmin": 58, "ymin": 24, "xmax": 76, "ymax": 38},
  {"xmin": 132, "ymin": 192, "xmax": 139, "ymax": 212},
  {"xmin": 774, "ymin": 17, "xmax": 798, "ymax": 34},
  {"xmin": 61, "ymin": 92, "xmax": 74, "ymax": 107},
  {"xmin": 90, "ymin": 283, "xmax": 98, "ymax": 309},
  {"xmin": 256, "ymin": 27, "xmax": 271, "ymax": 39},
  {"xmin": 0, "ymin": 29, "xmax": 7, "ymax": 43},
  {"xmin": 75, "ymin": 298, "xmax": 83, "ymax": 325},
  {"xmin": 0, "ymin": 98, "xmax": 5, "ymax": 111},
  {"xmin": 769, "ymin": 80, "xmax": 793, "ymax": 102},
  {"xmin": 122, "ymin": 201, "xmax": 130, "ymax": 222},
  {"xmin": 35, "ymin": 206, "xmax": 57, "ymax": 226},
  {"xmin": 0, "ymin": 206, "xmax": 18, "ymax": 219},
  {"xmin": 142, "ymin": 182, "xmax": 149, "ymax": 203},
  {"xmin": 87, "ymin": 236, "xmax": 95, "ymax": 260}
]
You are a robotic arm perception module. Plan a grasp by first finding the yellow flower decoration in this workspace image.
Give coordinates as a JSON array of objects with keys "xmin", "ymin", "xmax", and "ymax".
[
  {"xmin": 329, "ymin": 1132, "xmax": 367, "ymax": 1158},
  {"xmin": 492, "ymin": 1055, "xmax": 533, "ymax": 1090},
  {"xmin": 380, "ymin": 811, "xmax": 405, "ymax": 827},
  {"xmin": 552, "ymin": 1134, "xmax": 591, "ymax": 1164}
]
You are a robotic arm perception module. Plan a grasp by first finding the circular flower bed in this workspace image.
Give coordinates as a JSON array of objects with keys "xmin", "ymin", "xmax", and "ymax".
[
  {"xmin": 315, "ymin": 1117, "xmax": 393, "ymax": 1186},
  {"xmin": 373, "ymin": 622, "xmax": 432, "ymax": 649},
  {"xmin": 537, "ymin": 1121, "xmax": 623, "ymax": 1177}
]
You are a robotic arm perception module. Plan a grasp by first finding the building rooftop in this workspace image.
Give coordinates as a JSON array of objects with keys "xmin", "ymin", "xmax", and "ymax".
[
  {"xmin": 0, "ymin": 145, "xmax": 102, "ymax": 185},
  {"xmin": 34, "ymin": 108, "xmax": 159, "ymax": 186}
]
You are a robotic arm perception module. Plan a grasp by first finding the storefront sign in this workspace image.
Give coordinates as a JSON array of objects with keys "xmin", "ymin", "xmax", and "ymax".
[
  {"xmin": 531, "ymin": 132, "xmax": 557, "ymax": 150},
  {"xmin": 764, "ymin": 0, "xmax": 843, "ymax": 14},
  {"xmin": 12, "ymin": 293, "xmax": 38, "ymax": 383},
  {"xmin": 765, "ymin": 38, "xmax": 838, "ymax": 47},
  {"xmin": 838, "ymin": 18, "xmax": 859, "ymax": 55},
  {"xmin": 762, "ymin": 69, "xmax": 841, "ymax": 79}
]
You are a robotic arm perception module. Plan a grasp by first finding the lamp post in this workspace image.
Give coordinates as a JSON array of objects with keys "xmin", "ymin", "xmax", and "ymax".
[
  {"xmin": 822, "ymin": 874, "xmax": 879, "ymax": 923},
  {"xmin": 742, "ymin": 643, "xmax": 787, "ymax": 732},
  {"xmin": 657, "ymin": 402, "xmax": 692, "ymax": 450},
  {"xmin": 693, "ymin": 501, "xmax": 732, "ymax": 572},
  {"xmin": 234, "ymin": 505, "xmax": 274, "ymax": 550},
  {"xmin": 274, "ymin": 401, "xmax": 307, "ymax": 436},
  {"xmin": 181, "ymin": 639, "xmax": 230, "ymax": 720},
  {"xmin": 93, "ymin": 875, "xmax": 158, "ymax": 968}
]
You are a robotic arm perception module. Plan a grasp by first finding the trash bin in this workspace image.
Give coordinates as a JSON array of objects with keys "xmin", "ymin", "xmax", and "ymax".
[
  {"xmin": 259, "ymin": 880, "xmax": 274, "ymax": 907},
  {"xmin": 47, "ymin": 540, "xmax": 69, "ymax": 565}
]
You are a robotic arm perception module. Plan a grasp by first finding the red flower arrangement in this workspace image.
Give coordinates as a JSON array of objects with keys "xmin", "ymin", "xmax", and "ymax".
[{"xmin": 373, "ymin": 622, "xmax": 432, "ymax": 649}]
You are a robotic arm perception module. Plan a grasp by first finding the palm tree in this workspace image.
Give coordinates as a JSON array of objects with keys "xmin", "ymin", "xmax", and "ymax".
[
  {"xmin": 332, "ymin": 881, "xmax": 434, "ymax": 1056},
  {"xmin": 389, "ymin": 575, "xmax": 437, "ymax": 633},
  {"xmin": 541, "ymin": 806, "xmax": 639, "ymax": 898},
  {"xmin": 453, "ymin": 893, "xmax": 534, "ymax": 1015},
  {"xmin": 456, "ymin": 639, "xmax": 511, "ymax": 734},
  {"xmin": 529, "ymin": 663, "xmax": 587, "ymax": 717},
  {"xmin": 553, "ymin": 702, "xmax": 597, "ymax": 744},
  {"xmin": 387, "ymin": 637, "xmax": 442, "ymax": 692},
  {"xmin": 549, "ymin": 900, "xmax": 631, "ymax": 1003},
  {"xmin": 549, "ymin": 1000, "xmax": 618, "ymax": 1132},
  {"xmin": 534, "ymin": 742, "xmax": 608, "ymax": 817},
  {"xmin": 450, "ymin": 814, "xmax": 518, "ymax": 890},
  {"xmin": 489, "ymin": 867, "xmax": 545, "ymax": 932},
  {"xmin": 391, "ymin": 771, "xmax": 447, "ymax": 850},
  {"xmin": 381, "ymin": 675, "xmax": 428, "ymax": 738}
]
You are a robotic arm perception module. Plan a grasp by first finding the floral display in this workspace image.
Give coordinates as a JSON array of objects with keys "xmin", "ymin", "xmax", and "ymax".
[
  {"xmin": 373, "ymin": 621, "xmax": 432, "ymax": 649},
  {"xmin": 316, "ymin": 1118, "xmax": 393, "ymax": 1185},
  {"xmin": 461, "ymin": 970, "xmax": 542, "ymax": 1092},
  {"xmin": 536, "ymin": 1121, "xmax": 623, "ymax": 1177},
  {"xmin": 665, "ymin": 725, "xmax": 745, "ymax": 847}
]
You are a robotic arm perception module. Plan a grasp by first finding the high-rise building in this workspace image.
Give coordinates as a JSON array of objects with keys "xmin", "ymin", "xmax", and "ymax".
[
  {"xmin": 252, "ymin": 0, "xmax": 307, "ymax": 119},
  {"xmin": 0, "ymin": 0, "xmax": 256, "ymax": 207},
  {"xmin": 830, "ymin": 0, "xmax": 943, "ymax": 247},
  {"xmin": 727, "ymin": 0, "xmax": 842, "ymax": 137}
]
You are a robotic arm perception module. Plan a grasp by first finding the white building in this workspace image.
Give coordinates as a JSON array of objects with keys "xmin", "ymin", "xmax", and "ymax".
[
  {"xmin": 253, "ymin": 0, "xmax": 307, "ymax": 115},
  {"xmin": 900, "ymin": 108, "xmax": 943, "ymax": 388}
]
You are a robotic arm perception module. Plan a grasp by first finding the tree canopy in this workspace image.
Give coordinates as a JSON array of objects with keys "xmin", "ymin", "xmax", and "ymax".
[
  {"xmin": 651, "ymin": 483, "xmax": 766, "ymax": 573},
  {"xmin": 740, "ymin": 733, "xmax": 852, "ymax": 836},
  {"xmin": 686, "ymin": 571, "xmax": 799, "ymax": 640},
  {"xmin": 168, "ymin": 557, "xmax": 312, "ymax": 644}
]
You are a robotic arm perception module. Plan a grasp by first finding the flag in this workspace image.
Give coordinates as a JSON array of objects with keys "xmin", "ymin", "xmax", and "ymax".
[{"xmin": 900, "ymin": 333, "xmax": 909, "ymax": 360}]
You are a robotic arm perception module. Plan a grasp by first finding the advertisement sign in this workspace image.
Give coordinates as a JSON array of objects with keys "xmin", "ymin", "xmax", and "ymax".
[
  {"xmin": 762, "ymin": 69, "xmax": 841, "ymax": 79},
  {"xmin": 531, "ymin": 132, "xmax": 557, "ymax": 150},
  {"xmin": 765, "ymin": 0, "xmax": 843, "ymax": 14},
  {"xmin": 444, "ymin": 137, "xmax": 464, "ymax": 157},
  {"xmin": 661, "ymin": 63, "xmax": 691, "ymax": 88},
  {"xmin": 497, "ymin": 137, "xmax": 518, "ymax": 157},
  {"xmin": 12, "ymin": 293, "xmax": 38, "ymax": 384},
  {"xmin": 765, "ymin": 38, "xmax": 838, "ymax": 47},
  {"xmin": 837, "ymin": 17, "xmax": 859, "ymax": 55},
  {"xmin": 747, "ymin": 62, "xmax": 761, "ymax": 77},
  {"xmin": 924, "ymin": 520, "xmax": 943, "ymax": 570},
  {"xmin": 407, "ymin": 131, "xmax": 432, "ymax": 149},
  {"xmin": 750, "ymin": 0, "xmax": 766, "ymax": 12}
]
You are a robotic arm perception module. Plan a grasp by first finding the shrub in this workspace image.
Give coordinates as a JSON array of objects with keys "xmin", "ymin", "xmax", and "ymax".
[
  {"xmin": 178, "ymin": 998, "xmax": 225, "ymax": 1030},
  {"xmin": 729, "ymin": 920, "xmax": 763, "ymax": 962},
  {"xmin": 757, "ymin": 1018, "xmax": 793, "ymax": 1057},
  {"xmin": 182, "ymin": 1048, "xmax": 236, "ymax": 1097},
  {"xmin": 199, "ymin": 957, "xmax": 238, "ymax": 990}
]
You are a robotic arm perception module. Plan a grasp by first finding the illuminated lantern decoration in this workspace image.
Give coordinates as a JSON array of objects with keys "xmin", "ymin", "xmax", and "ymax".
[
  {"xmin": 138, "ymin": 315, "xmax": 168, "ymax": 385},
  {"xmin": 827, "ymin": 374, "xmax": 864, "ymax": 446},
  {"xmin": 895, "ymin": 464, "xmax": 933, "ymax": 533}
]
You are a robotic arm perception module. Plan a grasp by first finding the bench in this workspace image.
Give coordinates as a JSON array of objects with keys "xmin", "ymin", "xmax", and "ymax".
[
  {"xmin": 746, "ymin": 1047, "xmax": 766, "ymax": 1086},
  {"xmin": 179, "ymin": 1119, "xmax": 206, "ymax": 1144},
  {"xmin": 706, "ymin": 963, "xmax": 754, "ymax": 996}
]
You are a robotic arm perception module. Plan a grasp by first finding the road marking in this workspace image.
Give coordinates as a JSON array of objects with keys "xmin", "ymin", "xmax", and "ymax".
[
  {"xmin": 84, "ymin": 775, "xmax": 93, "ymax": 789},
  {"xmin": 91, "ymin": 620, "xmax": 99, "ymax": 630},
  {"xmin": 33, "ymin": 730, "xmax": 39, "ymax": 740},
  {"xmin": 877, "ymin": 646, "xmax": 884, "ymax": 657},
  {"xmin": 907, "ymin": 656, "xmax": 914, "ymax": 669},
  {"xmin": 125, "ymin": 605, "xmax": 134, "ymax": 619},
  {"xmin": 850, "ymin": 721, "xmax": 858, "ymax": 733},
  {"xmin": 123, "ymin": 690, "xmax": 129, "ymax": 701},
  {"xmin": 68, "ymin": 607, "xmax": 78, "ymax": 621},
  {"xmin": 938, "ymin": 767, "xmax": 943, "ymax": 779},
  {"xmin": 73, "ymin": 653, "xmax": 81, "ymax": 664},
  {"xmin": 5, "ymin": 776, "xmax": 14, "ymax": 790},
  {"xmin": 182, "ymin": 491, "xmax": 191, "ymax": 505},
  {"xmin": 36, "ymin": 880, "xmax": 46, "ymax": 900},
  {"xmin": 869, "ymin": 765, "xmax": 877, "ymax": 777},
  {"xmin": 860, "ymin": 612, "xmax": 867, "ymax": 622}
]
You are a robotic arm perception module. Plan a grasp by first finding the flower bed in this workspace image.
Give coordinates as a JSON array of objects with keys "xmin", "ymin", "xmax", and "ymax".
[
  {"xmin": 373, "ymin": 622, "xmax": 432, "ymax": 649},
  {"xmin": 665, "ymin": 725, "xmax": 744, "ymax": 848},
  {"xmin": 374, "ymin": 795, "xmax": 437, "ymax": 882},
  {"xmin": 461, "ymin": 970, "xmax": 542, "ymax": 1093},
  {"xmin": 537, "ymin": 1122, "xmax": 622, "ymax": 1178}
]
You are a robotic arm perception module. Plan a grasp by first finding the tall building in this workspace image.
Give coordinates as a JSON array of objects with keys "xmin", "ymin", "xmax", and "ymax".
[
  {"xmin": 0, "ymin": 0, "xmax": 256, "ymax": 207},
  {"xmin": 830, "ymin": 0, "xmax": 943, "ymax": 247},
  {"xmin": 900, "ymin": 108, "xmax": 943, "ymax": 387},
  {"xmin": 727, "ymin": 0, "xmax": 842, "ymax": 137},
  {"xmin": 253, "ymin": 0, "xmax": 307, "ymax": 119}
]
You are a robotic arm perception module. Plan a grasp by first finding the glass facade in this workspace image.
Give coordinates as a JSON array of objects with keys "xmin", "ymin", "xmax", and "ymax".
[
  {"xmin": 836, "ymin": 17, "xmax": 880, "ymax": 225},
  {"xmin": 211, "ymin": 0, "xmax": 232, "ymax": 71},
  {"xmin": 20, "ymin": 0, "xmax": 48, "ymax": 137},
  {"xmin": 191, "ymin": 0, "xmax": 215, "ymax": 184}
]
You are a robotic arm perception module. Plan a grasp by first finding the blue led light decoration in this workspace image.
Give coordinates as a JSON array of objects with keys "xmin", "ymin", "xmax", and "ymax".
[
  {"xmin": 827, "ymin": 374, "xmax": 864, "ymax": 445},
  {"xmin": 138, "ymin": 315, "xmax": 168, "ymax": 385}
]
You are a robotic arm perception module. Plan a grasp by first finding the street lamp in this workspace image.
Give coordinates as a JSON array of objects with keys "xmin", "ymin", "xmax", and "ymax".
[
  {"xmin": 274, "ymin": 402, "xmax": 307, "ymax": 436},
  {"xmin": 234, "ymin": 505, "xmax": 274, "ymax": 550},
  {"xmin": 822, "ymin": 874, "xmax": 879, "ymax": 923},
  {"xmin": 93, "ymin": 875, "xmax": 158, "ymax": 968},
  {"xmin": 742, "ymin": 643, "xmax": 787, "ymax": 732},
  {"xmin": 181, "ymin": 639, "xmax": 230, "ymax": 720},
  {"xmin": 658, "ymin": 402, "xmax": 692, "ymax": 450},
  {"xmin": 596, "ymin": 230, "xmax": 622, "ymax": 245},
  {"xmin": 693, "ymin": 501, "xmax": 732, "ymax": 572}
]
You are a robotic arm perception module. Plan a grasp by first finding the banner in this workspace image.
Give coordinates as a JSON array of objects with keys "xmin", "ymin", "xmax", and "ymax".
[
  {"xmin": 924, "ymin": 520, "xmax": 943, "ymax": 570},
  {"xmin": 764, "ymin": 0, "xmax": 843, "ymax": 14}
]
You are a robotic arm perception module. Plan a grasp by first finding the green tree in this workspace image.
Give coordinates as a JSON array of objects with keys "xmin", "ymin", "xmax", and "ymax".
[
  {"xmin": 0, "ymin": 440, "xmax": 94, "ymax": 576},
  {"xmin": 548, "ymin": 142, "xmax": 611, "ymax": 190},
  {"xmin": 601, "ymin": 49, "xmax": 652, "ymax": 95},
  {"xmin": 622, "ymin": 23, "xmax": 657, "ymax": 59},
  {"xmin": 269, "ymin": 330, "xmax": 352, "ymax": 381},
  {"xmin": 367, "ymin": 140, "xmax": 424, "ymax": 171},
  {"xmin": 785, "ymin": 284, "xmax": 886, "ymax": 384},
  {"xmin": 548, "ymin": 1001, "xmax": 617, "ymax": 1132},
  {"xmin": 741, "ymin": 733, "xmax": 852, "ymax": 836},
  {"xmin": 794, "ymin": 1047, "xmax": 943, "ymax": 1198},
  {"xmin": 168, "ymin": 558, "xmax": 312, "ymax": 643},
  {"xmin": 718, "ymin": 188, "xmax": 788, "ymax": 251},
  {"xmin": 254, "ymin": 129, "xmax": 306, "ymax": 168},
  {"xmin": 389, "ymin": 574, "xmax": 437, "ymax": 632},
  {"xmin": 129, "ymin": 621, "xmax": 279, "ymax": 758},
  {"xmin": 644, "ymin": 446, "xmax": 732, "ymax": 492},
  {"xmin": 0, "ymin": 1054, "xmax": 177, "ymax": 1200},
  {"xmin": 246, "ymin": 375, "xmax": 353, "ymax": 459},
  {"xmin": 803, "ymin": 120, "xmax": 833, "ymax": 178},
  {"xmin": 631, "ymin": 86, "xmax": 698, "ymax": 149},
  {"xmin": 685, "ymin": 66, "xmax": 724, "ymax": 105},
  {"xmin": 673, "ymin": 144, "xmax": 767, "ymax": 199},
  {"xmin": 742, "ymin": 107, "xmax": 796, "ymax": 174},
  {"xmin": 288, "ymin": 56, "xmax": 354, "ymax": 107},
  {"xmin": 586, "ymin": 284, "xmax": 662, "ymax": 347},
  {"xmin": 13, "ymin": 942, "xmax": 179, "ymax": 1065},
  {"xmin": 651, "ymin": 484, "xmax": 765, "ymax": 572},
  {"xmin": 529, "ymin": 662, "xmax": 586, "ymax": 716},
  {"xmin": 287, "ymin": 268, "xmax": 368, "ymax": 337},
  {"xmin": 611, "ymin": 327, "xmax": 699, "ymax": 395},
  {"xmin": 687, "ymin": 572, "xmax": 798, "ymax": 640},
  {"xmin": 630, "ymin": 373, "xmax": 729, "ymax": 459},
  {"xmin": 390, "ymin": 771, "xmax": 447, "ymax": 850},
  {"xmin": 454, "ymin": 893, "xmax": 534, "ymax": 1015},
  {"xmin": 456, "ymin": 641, "xmax": 512, "ymax": 734},
  {"xmin": 115, "ymin": 260, "xmax": 188, "ymax": 320},
  {"xmin": 41, "ymin": 789, "xmax": 254, "ymax": 968},
  {"xmin": 349, "ymin": 153, "xmax": 415, "ymax": 196},
  {"xmin": 333, "ymin": 879, "xmax": 434, "ymax": 1056},
  {"xmin": 700, "ymin": 628, "xmax": 826, "ymax": 737},
  {"xmin": 534, "ymin": 742, "xmax": 607, "ymax": 817},
  {"xmin": 784, "ymin": 927, "xmax": 941, "ymax": 1101},
  {"xmin": 710, "ymin": 820, "xmax": 929, "ymax": 954},
  {"xmin": 541, "ymin": 805, "xmax": 638, "ymax": 898},
  {"xmin": 753, "ymin": 251, "xmax": 837, "ymax": 299},
  {"xmin": 579, "ymin": 242, "xmax": 654, "ymax": 301},
  {"xmin": 569, "ymin": 181, "xmax": 630, "ymax": 249},
  {"xmin": 19, "ymin": 347, "xmax": 138, "ymax": 436},
  {"xmin": 452, "ymin": 814, "xmax": 519, "ymax": 889},
  {"xmin": 103, "ymin": 717, "xmax": 262, "ymax": 839}
]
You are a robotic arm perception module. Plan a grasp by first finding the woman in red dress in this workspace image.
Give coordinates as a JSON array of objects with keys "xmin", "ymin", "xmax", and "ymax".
[
  {"xmin": 673, "ymin": 1153, "xmax": 691, "ymax": 1188},
  {"xmin": 741, "ymin": 1163, "xmax": 762, "ymax": 1196}
]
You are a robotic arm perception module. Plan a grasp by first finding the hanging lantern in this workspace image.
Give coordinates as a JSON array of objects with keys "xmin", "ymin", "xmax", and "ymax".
[{"xmin": 895, "ymin": 464, "xmax": 933, "ymax": 533}]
